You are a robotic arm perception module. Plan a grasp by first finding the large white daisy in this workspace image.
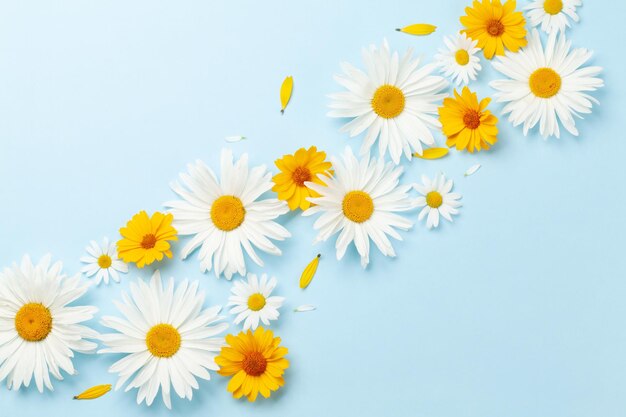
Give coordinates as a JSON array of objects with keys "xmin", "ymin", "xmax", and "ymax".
[
  {"xmin": 435, "ymin": 32, "xmax": 482, "ymax": 86},
  {"xmin": 99, "ymin": 271, "xmax": 228, "ymax": 409},
  {"xmin": 414, "ymin": 174, "xmax": 462, "ymax": 229},
  {"xmin": 164, "ymin": 149, "xmax": 291, "ymax": 280},
  {"xmin": 227, "ymin": 273, "xmax": 284, "ymax": 331},
  {"xmin": 490, "ymin": 29, "xmax": 603, "ymax": 138},
  {"xmin": 328, "ymin": 40, "xmax": 448, "ymax": 164},
  {"xmin": 303, "ymin": 147, "xmax": 414, "ymax": 268},
  {"xmin": 0, "ymin": 255, "xmax": 98, "ymax": 392},
  {"xmin": 525, "ymin": 0, "xmax": 581, "ymax": 34},
  {"xmin": 80, "ymin": 238, "xmax": 128, "ymax": 285}
]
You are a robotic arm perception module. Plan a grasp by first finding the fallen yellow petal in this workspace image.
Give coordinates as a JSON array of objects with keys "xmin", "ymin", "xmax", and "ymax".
[
  {"xmin": 396, "ymin": 24, "xmax": 437, "ymax": 36},
  {"xmin": 413, "ymin": 148, "xmax": 449, "ymax": 160},
  {"xmin": 280, "ymin": 76, "xmax": 294, "ymax": 114},
  {"xmin": 73, "ymin": 384, "xmax": 112, "ymax": 400},
  {"xmin": 299, "ymin": 254, "xmax": 320, "ymax": 289}
]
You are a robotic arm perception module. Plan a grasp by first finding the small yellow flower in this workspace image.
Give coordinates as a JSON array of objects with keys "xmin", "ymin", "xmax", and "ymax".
[
  {"xmin": 460, "ymin": 0, "xmax": 527, "ymax": 59},
  {"xmin": 438, "ymin": 87, "xmax": 499, "ymax": 153},
  {"xmin": 272, "ymin": 146, "xmax": 332, "ymax": 211},
  {"xmin": 216, "ymin": 327, "xmax": 289, "ymax": 402},
  {"xmin": 117, "ymin": 211, "xmax": 177, "ymax": 268}
]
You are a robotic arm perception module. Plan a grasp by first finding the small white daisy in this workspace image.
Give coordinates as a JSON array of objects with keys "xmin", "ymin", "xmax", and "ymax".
[
  {"xmin": 328, "ymin": 40, "xmax": 448, "ymax": 164},
  {"xmin": 490, "ymin": 29, "xmax": 603, "ymax": 139},
  {"xmin": 80, "ymin": 238, "xmax": 128, "ymax": 285},
  {"xmin": 99, "ymin": 271, "xmax": 228, "ymax": 409},
  {"xmin": 435, "ymin": 32, "xmax": 482, "ymax": 86},
  {"xmin": 414, "ymin": 174, "xmax": 462, "ymax": 229},
  {"xmin": 227, "ymin": 273, "xmax": 284, "ymax": 331},
  {"xmin": 303, "ymin": 147, "xmax": 414, "ymax": 268},
  {"xmin": 0, "ymin": 255, "xmax": 98, "ymax": 392},
  {"xmin": 164, "ymin": 149, "xmax": 291, "ymax": 280},
  {"xmin": 525, "ymin": 0, "xmax": 581, "ymax": 34}
]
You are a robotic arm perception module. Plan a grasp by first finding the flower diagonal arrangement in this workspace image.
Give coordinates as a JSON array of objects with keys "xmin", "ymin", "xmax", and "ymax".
[{"xmin": 0, "ymin": 0, "xmax": 602, "ymax": 410}]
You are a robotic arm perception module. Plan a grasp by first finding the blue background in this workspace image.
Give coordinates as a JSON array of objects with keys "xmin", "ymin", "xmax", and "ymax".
[{"xmin": 1, "ymin": 1, "xmax": 624, "ymax": 416}]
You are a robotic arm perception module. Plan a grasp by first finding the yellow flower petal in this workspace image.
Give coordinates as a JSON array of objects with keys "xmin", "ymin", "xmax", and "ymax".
[
  {"xmin": 396, "ymin": 23, "xmax": 437, "ymax": 36},
  {"xmin": 73, "ymin": 384, "xmax": 112, "ymax": 400},
  {"xmin": 413, "ymin": 148, "xmax": 449, "ymax": 160},
  {"xmin": 280, "ymin": 76, "xmax": 293, "ymax": 114},
  {"xmin": 299, "ymin": 254, "xmax": 320, "ymax": 289}
]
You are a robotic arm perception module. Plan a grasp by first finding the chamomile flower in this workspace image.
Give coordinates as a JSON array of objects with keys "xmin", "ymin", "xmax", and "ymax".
[
  {"xmin": 414, "ymin": 174, "xmax": 462, "ymax": 229},
  {"xmin": 435, "ymin": 32, "xmax": 482, "ymax": 86},
  {"xmin": 99, "ymin": 271, "xmax": 228, "ymax": 409},
  {"xmin": 164, "ymin": 149, "xmax": 290, "ymax": 280},
  {"xmin": 80, "ymin": 238, "xmax": 128, "ymax": 285},
  {"xmin": 0, "ymin": 255, "xmax": 98, "ymax": 392},
  {"xmin": 328, "ymin": 40, "xmax": 448, "ymax": 164},
  {"xmin": 303, "ymin": 147, "xmax": 414, "ymax": 268},
  {"xmin": 490, "ymin": 29, "xmax": 603, "ymax": 138},
  {"xmin": 228, "ymin": 273, "xmax": 284, "ymax": 331},
  {"xmin": 525, "ymin": 0, "xmax": 581, "ymax": 34}
]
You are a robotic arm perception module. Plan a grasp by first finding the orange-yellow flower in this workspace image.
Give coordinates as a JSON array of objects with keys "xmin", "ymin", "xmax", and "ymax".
[
  {"xmin": 117, "ymin": 211, "xmax": 177, "ymax": 268},
  {"xmin": 272, "ymin": 146, "xmax": 332, "ymax": 211},
  {"xmin": 216, "ymin": 327, "xmax": 289, "ymax": 402},
  {"xmin": 461, "ymin": 0, "xmax": 527, "ymax": 59},
  {"xmin": 438, "ymin": 87, "xmax": 498, "ymax": 153}
]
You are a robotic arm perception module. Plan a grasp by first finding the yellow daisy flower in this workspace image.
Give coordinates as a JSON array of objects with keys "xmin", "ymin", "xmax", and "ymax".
[
  {"xmin": 272, "ymin": 146, "xmax": 332, "ymax": 211},
  {"xmin": 438, "ymin": 87, "xmax": 499, "ymax": 153},
  {"xmin": 117, "ymin": 210, "xmax": 177, "ymax": 268},
  {"xmin": 461, "ymin": 0, "xmax": 527, "ymax": 59},
  {"xmin": 216, "ymin": 327, "xmax": 289, "ymax": 402}
]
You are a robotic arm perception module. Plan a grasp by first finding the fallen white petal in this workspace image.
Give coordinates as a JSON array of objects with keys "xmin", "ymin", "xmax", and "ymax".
[
  {"xmin": 294, "ymin": 304, "xmax": 316, "ymax": 312},
  {"xmin": 464, "ymin": 164, "xmax": 481, "ymax": 177},
  {"xmin": 224, "ymin": 135, "xmax": 246, "ymax": 143}
]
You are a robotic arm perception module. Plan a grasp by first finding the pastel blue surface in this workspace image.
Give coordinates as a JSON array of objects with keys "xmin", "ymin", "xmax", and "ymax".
[{"xmin": 1, "ymin": 0, "xmax": 625, "ymax": 416}]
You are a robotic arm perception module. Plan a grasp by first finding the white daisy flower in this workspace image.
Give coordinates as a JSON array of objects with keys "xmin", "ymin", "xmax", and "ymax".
[
  {"xmin": 525, "ymin": 0, "xmax": 582, "ymax": 34},
  {"xmin": 414, "ymin": 174, "xmax": 462, "ymax": 229},
  {"xmin": 227, "ymin": 273, "xmax": 284, "ymax": 331},
  {"xmin": 0, "ymin": 255, "xmax": 98, "ymax": 392},
  {"xmin": 99, "ymin": 271, "xmax": 228, "ymax": 409},
  {"xmin": 164, "ymin": 149, "xmax": 291, "ymax": 280},
  {"xmin": 490, "ymin": 29, "xmax": 603, "ymax": 139},
  {"xmin": 435, "ymin": 32, "xmax": 482, "ymax": 86},
  {"xmin": 328, "ymin": 40, "xmax": 448, "ymax": 164},
  {"xmin": 303, "ymin": 147, "xmax": 414, "ymax": 268},
  {"xmin": 80, "ymin": 238, "xmax": 128, "ymax": 285}
]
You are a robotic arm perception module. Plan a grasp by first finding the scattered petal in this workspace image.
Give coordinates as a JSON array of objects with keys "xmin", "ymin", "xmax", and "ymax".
[
  {"xmin": 294, "ymin": 304, "xmax": 316, "ymax": 312},
  {"xmin": 74, "ymin": 384, "xmax": 112, "ymax": 400},
  {"xmin": 413, "ymin": 148, "xmax": 449, "ymax": 160},
  {"xmin": 464, "ymin": 164, "xmax": 481, "ymax": 177},
  {"xmin": 280, "ymin": 76, "xmax": 294, "ymax": 114},
  {"xmin": 395, "ymin": 23, "xmax": 436, "ymax": 36},
  {"xmin": 225, "ymin": 135, "xmax": 246, "ymax": 143},
  {"xmin": 299, "ymin": 254, "xmax": 321, "ymax": 289}
]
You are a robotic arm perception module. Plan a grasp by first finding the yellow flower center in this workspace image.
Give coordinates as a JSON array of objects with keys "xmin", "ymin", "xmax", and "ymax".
[
  {"xmin": 371, "ymin": 85, "xmax": 405, "ymax": 119},
  {"xmin": 247, "ymin": 293, "xmax": 266, "ymax": 311},
  {"xmin": 242, "ymin": 351, "xmax": 267, "ymax": 376},
  {"xmin": 426, "ymin": 191, "xmax": 443, "ymax": 209},
  {"xmin": 342, "ymin": 191, "xmax": 374, "ymax": 223},
  {"xmin": 211, "ymin": 195, "xmax": 246, "ymax": 231},
  {"xmin": 292, "ymin": 166, "xmax": 312, "ymax": 187},
  {"xmin": 463, "ymin": 109, "xmax": 481, "ymax": 130},
  {"xmin": 486, "ymin": 19, "xmax": 505, "ymax": 37},
  {"xmin": 529, "ymin": 67, "xmax": 562, "ymax": 98},
  {"xmin": 15, "ymin": 303, "xmax": 52, "ymax": 342},
  {"xmin": 543, "ymin": 0, "xmax": 563, "ymax": 15},
  {"xmin": 141, "ymin": 234, "xmax": 157, "ymax": 249},
  {"xmin": 455, "ymin": 49, "xmax": 470, "ymax": 66},
  {"xmin": 145, "ymin": 324, "xmax": 181, "ymax": 358},
  {"xmin": 97, "ymin": 254, "xmax": 112, "ymax": 268}
]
